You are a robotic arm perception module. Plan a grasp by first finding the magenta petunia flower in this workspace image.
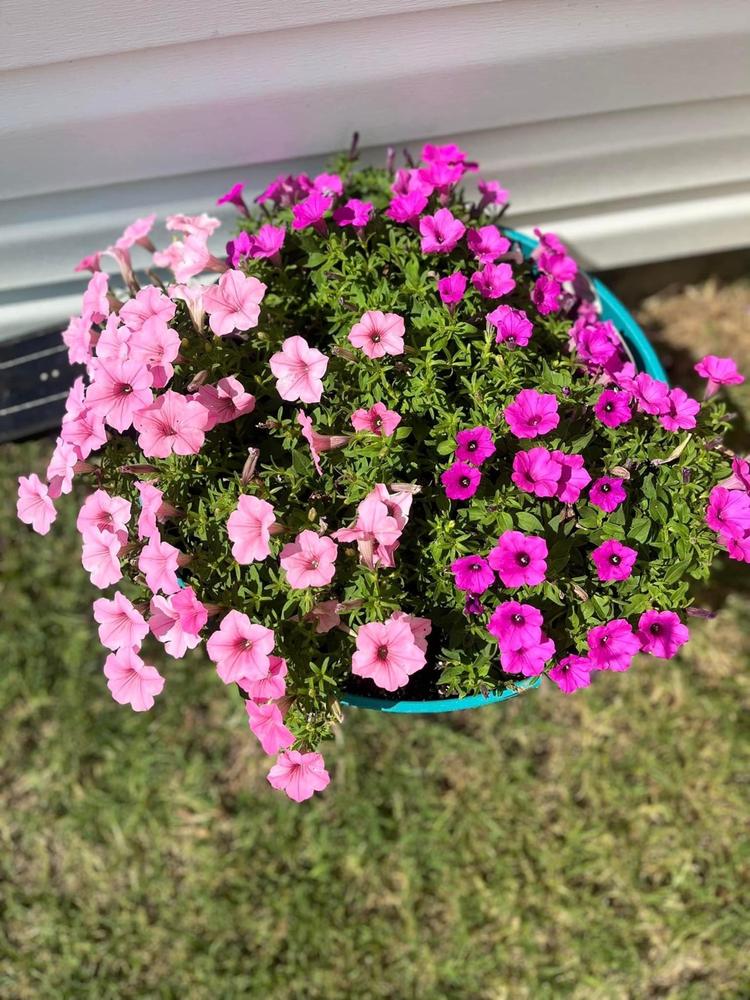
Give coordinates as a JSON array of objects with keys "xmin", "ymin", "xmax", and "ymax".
[
  {"xmin": 269, "ymin": 336, "xmax": 329, "ymax": 404},
  {"xmin": 500, "ymin": 635, "xmax": 556, "ymax": 676},
  {"xmin": 206, "ymin": 610, "xmax": 275, "ymax": 684},
  {"xmin": 531, "ymin": 275, "xmax": 562, "ymax": 315},
  {"xmin": 242, "ymin": 654, "xmax": 287, "ymax": 702},
  {"xmin": 477, "ymin": 178, "xmax": 509, "ymax": 209},
  {"xmin": 437, "ymin": 272, "xmax": 467, "ymax": 306},
  {"xmin": 632, "ymin": 372, "xmax": 670, "ymax": 416},
  {"xmin": 548, "ymin": 655, "xmax": 592, "ymax": 693},
  {"xmin": 705, "ymin": 486, "xmax": 750, "ymax": 539},
  {"xmin": 134, "ymin": 390, "xmax": 208, "ymax": 459},
  {"xmin": 419, "ymin": 208, "xmax": 466, "ymax": 254},
  {"xmin": 76, "ymin": 489, "xmax": 131, "ymax": 542},
  {"xmin": 103, "ymin": 647, "xmax": 165, "ymax": 712},
  {"xmin": 216, "ymin": 182, "xmax": 248, "ymax": 214},
  {"xmin": 93, "ymin": 592, "xmax": 149, "ymax": 651},
  {"xmin": 694, "ymin": 355, "xmax": 744, "ymax": 397},
  {"xmin": 723, "ymin": 531, "xmax": 750, "ymax": 563},
  {"xmin": 471, "ymin": 262, "xmax": 515, "ymax": 300},
  {"xmin": 17, "ymin": 474, "xmax": 57, "ymax": 535},
  {"xmin": 351, "ymin": 618, "xmax": 426, "ymax": 692},
  {"xmin": 488, "ymin": 530, "xmax": 548, "ymax": 588},
  {"xmin": 246, "ymin": 701, "xmax": 295, "ymax": 755},
  {"xmin": 570, "ymin": 320, "xmax": 620, "ymax": 367},
  {"xmin": 86, "ymin": 359, "xmax": 154, "ymax": 433},
  {"xmin": 120, "ymin": 285, "xmax": 176, "ymax": 334},
  {"xmin": 227, "ymin": 495, "xmax": 276, "ymax": 564},
  {"xmin": 82, "ymin": 529, "xmax": 123, "ymax": 589},
  {"xmin": 138, "ymin": 534, "xmax": 182, "ymax": 595},
  {"xmin": 279, "ymin": 530, "xmax": 337, "ymax": 589},
  {"xmin": 660, "ymin": 387, "xmax": 700, "ymax": 431},
  {"xmin": 637, "ymin": 610, "xmax": 690, "ymax": 659},
  {"xmin": 291, "ymin": 191, "xmax": 332, "ymax": 234},
  {"xmin": 511, "ymin": 447, "xmax": 562, "ymax": 498},
  {"xmin": 455, "ymin": 425, "xmax": 496, "ymax": 465},
  {"xmin": 488, "ymin": 305, "xmax": 534, "ymax": 347},
  {"xmin": 348, "ymin": 311, "xmax": 405, "ymax": 359},
  {"xmin": 385, "ymin": 191, "xmax": 428, "ymax": 225},
  {"xmin": 332, "ymin": 198, "xmax": 374, "ymax": 229},
  {"xmin": 203, "ymin": 270, "xmax": 266, "ymax": 337},
  {"xmin": 466, "ymin": 225, "xmax": 510, "ymax": 264},
  {"xmin": 591, "ymin": 539, "xmax": 637, "ymax": 581},
  {"xmin": 450, "ymin": 554, "xmax": 495, "ymax": 594},
  {"xmin": 594, "ymin": 388, "xmax": 632, "ymax": 428},
  {"xmin": 351, "ymin": 402, "xmax": 401, "ymax": 437},
  {"xmin": 418, "ymin": 159, "xmax": 463, "ymax": 192},
  {"xmin": 441, "ymin": 461, "xmax": 481, "ymax": 500},
  {"xmin": 249, "ymin": 223, "xmax": 286, "ymax": 260},
  {"xmin": 197, "ymin": 376, "xmax": 256, "ymax": 429},
  {"xmin": 589, "ymin": 476, "xmax": 627, "ymax": 513},
  {"xmin": 267, "ymin": 750, "xmax": 330, "ymax": 803},
  {"xmin": 587, "ymin": 619, "xmax": 640, "ymax": 671},
  {"xmin": 313, "ymin": 172, "xmax": 343, "ymax": 197},
  {"xmin": 487, "ymin": 600, "xmax": 543, "ymax": 648},
  {"xmin": 552, "ymin": 451, "xmax": 591, "ymax": 504},
  {"xmin": 723, "ymin": 455, "xmax": 750, "ymax": 493},
  {"xmin": 504, "ymin": 389, "xmax": 559, "ymax": 440},
  {"xmin": 391, "ymin": 167, "xmax": 434, "ymax": 198},
  {"xmin": 533, "ymin": 229, "xmax": 578, "ymax": 282}
]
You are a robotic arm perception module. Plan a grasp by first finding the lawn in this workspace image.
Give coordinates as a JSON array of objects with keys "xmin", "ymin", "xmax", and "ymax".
[{"xmin": 1, "ymin": 273, "xmax": 749, "ymax": 999}]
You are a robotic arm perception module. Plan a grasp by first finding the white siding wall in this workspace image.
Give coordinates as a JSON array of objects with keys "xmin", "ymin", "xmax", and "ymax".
[{"xmin": 1, "ymin": 0, "xmax": 750, "ymax": 339}]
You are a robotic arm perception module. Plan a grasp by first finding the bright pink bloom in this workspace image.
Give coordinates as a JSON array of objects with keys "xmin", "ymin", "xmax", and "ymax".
[
  {"xmin": 418, "ymin": 159, "xmax": 463, "ymax": 192},
  {"xmin": 227, "ymin": 495, "xmax": 276, "ymax": 564},
  {"xmin": 500, "ymin": 635, "xmax": 556, "ymax": 676},
  {"xmin": 134, "ymin": 390, "xmax": 207, "ymax": 458},
  {"xmin": 466, "ymin": 226, "xmax": 510, "ymax": 264},
  {"xmin": 206, "ymin": 610, "xmax": 275, "ymax": 683},
  {"xmin": 533, "ymin": 229, "xmax": 578, "ymax": 282},
  {"xmin": 246, "ymin": 701, "xmax": 295, "ymax": 755},
  {"xmin": 419, "ymin": 208, "xmax": 465, "ymax": 254},
  {"xmin": 422, "ymin": 141, "xmax": 471, "ymax": 166},
  {"xmin": 93, "ymin": 593, "xmax": 149, "ymax": 651},
  {"xmin": 589, "ymin": 476, "xmax": 627, "ymax": 513},
  {"xmin": 291, "ymin": 191, "xmax": 332, "ymax": 233},
  {"xmin": 552, "ymin": 451, "xmax": 591, "ymax": 504},
  {"xmin": 82, "ymin": 529, "xmax": 123, "ymax": 588},
  {"xmin": 531, "ymin": 275, "xmax": 561, "ymax": 315},
  {"xmin": 138, "ymin": 534, "xmax": 181, "ymax": 594},
  {"xmin": 149, "ymin": 587, "xmax": 207, "ymax": 657},
  {"xmin": 587, "ymin": 619, "xmax": 640, "ymax": 671},
  {"xmin": 694, "ymin": 355, "xmax": 744, "ymax": 397},
  {"xmin": 441, "ymin": 461, "xmax": 481, "ymax": 500},
  {"xmin": 46, "ymin": 438, "xmax": 78, "ymax": 499},
  {"xmin": 723, "ymin": 455, "xmax": 750, "ymax": 493},
  {"xmin": 511, "ymin": 448, "xmax": 561, "ymax": 498},
  {"xmin": 256, "ymin": 173, "xmax": 311, "ymax": 207},
  {"xmin": 471, "ymin": 262, "xmax": 515, "ymax": 299},
  {"xmin": 115, "ymin": 214, "xmax": 156, "ymax": 251},
  {"xmin": 548, "ymin": 655, "xmax": 592, "ymax": 693},
  {"xmin": 437, "ymin": 272, "xmax": 467, "ymax": 306},
  {"xmin": 724, "ymin": 532, "xmax": 750, "ymax": 562},
  {"xmin": 386, "ymin": 191, "xmax": 428, "ymax": 225},
  {"xmin": 488, "ymin": 305, "xmax": 534, "ymax": 347},
  {"xmin": 477, "ymin": 178, "xmax": 509, "ymax": 209},
  {"xmin": 332, "ymin": 199, "xmax": 373, "ymax": 228},
  {"xmin": 488, "ymin": 530, "xmax": 548, "ymax": 588},
  {"xmin": 216, "ymin": 183, "xmax": 248, "ymax": 213},
  {"xmin": 62, "ymin": 315, "xmax": 94, "ymax": 365},
  {"xmin": 242, "ymin": 655, "xmax": 287, "ymax": 701},
  {"xmin": 203, "ymin": 270, "xmax": 266, "ymax": 337},
  {"xmin": 450, "ymin": 555, "xmax": 494, "ymax": 594},
  {"xmin": 17, "ymin": 474, "xmax": 57, "ymax": 535},
  {"xmin": 348, "ymin": 311, "xmax": 405, "ymax": 359},
  {"xmin": 86, "ymin": 359, "xmax": 153, "ymax": 433},
  {"xmin": 632, "ymin": 373, "xmax": 670, "ymax": 415},
  {"xmin": 594, "ymin": 388, "xmax": 632, "ymax": 428},
  {"xmin": 660, "ymin": 387, "xmax": 700, "ymax": 431},
  {"xmin": 455, "ymin": 426, "xmax": 495, "ymax": 465},
  {"xmin": 706, "ymin": 486, "xmax": 750, "ymax": 538},
  {"xmin": 637, "ymin": 610, "xmax": 689, "ymax": 659},
  {"xmin": 504, "ymin": 389, "xmax": 559, "ymax": 439},
  {"xmin": 77, "ymin": 489, "xmax": 131, "ymax": 542},
  {"xmin": 279, "ymin": 530, "xmax": 337, "ymax": 589},
  {"xmin": 392, "ymin": 167, "xmax": 434, "ymax": 198},
  {"xmin": 197, "ymin": 376, "xmax": 256, "ymax": 429},
  {"xmin": 591, "ymin": 539, "xmax": 637, "ymax": 581},
  {"xmin": 103, "ymin": 648, "xmax": 165, "ymax": 711},
  {"xmin": 267, "ymin": 750, "xmax": 330, "ymax": 802},
  {"xmin": 120, "ymin": 286, "xmax": 176, "ymax": 334},
  {"xmin": 82, "ymin": 272, "xmax": 109, "ymax": 323},
  {"xmin": 269, "ymin": 336, "xmax": 329, "ymax": 403},
  {"xmin": 245, "ymin": 224, "xmax": 286, "ymax": 261},
  {"xmin": 60, "ymin": 406, "xmax": 107, "ymax": 459},
  {"xmin": 488, "ymin": 601, "xmax": 543, "ymax": 648},
  {"xmin": 74, "ymin": 252, "xmax": 101, "ymax": 274},
  {"xmin": 166, "ymin": 213, "xmax": 221, "ymax": 238},
  {"xmin": 351, "ymin": 402, "xmax": 401, "ymax": 437},
  {"xmin": 571, "ymin": 320, "xmax": 620, "ymax": 367},
  {"xmin": 129, "ymin": 317, "xmax": 180, "ymax": 388},
  {"xmin": 313, "ymin": 172, "xmax": 343, "ymax": 197},
  {"xmin": 352, "ymin": 618, "xmax": 426, "ymax": 692}
]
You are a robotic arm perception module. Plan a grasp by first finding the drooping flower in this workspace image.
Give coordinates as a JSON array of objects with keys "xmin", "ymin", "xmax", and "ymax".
[
  {"xmin": 504, "ymin": 389, "xmax": 559, "ymax": 439},
  {"xmin": 471, "ymin": 262, "xmax": 515, "ymax": 299},
  {"xmin": 246, "ymin": 701, "xmax": 295, "ymax": 755},
  {"xmin": 351, "ymin": 618, "xmax": 426, "ymax": 692},
  {"xmin": 488, "ymin": 305, "xmax": 534, "ymax": 347},
  {"xmin": 589, "ymin": 476, "xmax": 628, "ymax": 513},
  {"xmin": 333, "ymin": 490, "xmax": 403, "ymax": 569},
  {"xmin": 137, "ymin": 534, "xmax": 181, "ymax": 594},
  {"xmin": 279, "ymin": 531, "xmax": 337, "ymax": 589},
  {"xmin": 203, "ymin": 270, "xmax": 267, "ymax": 337},
  {"xmin": 81, "ymin": 529, "xmax": 123, "ymax": 588},
  {"xmin": 291, "ymin": 191, "xmax": 332, "ymax": 234},
  {"xmin": 133, "ymin": 390, "xmax": 208, "ymax": 458},
  {"xmin": 455, "ymin": 426, "xmax": 495, "ymax": 465},
  {"xmin": 227, "ymin": 495, "xmax": 276, "ymax": 563},
  {"xmin": 76, "ymin": 489, "xmax": 131, "ymax": 542},
  {"xmin": 419, "ymin": 208, "xmax": 466, "ymax": 254},
  {"xmin": 206, "ymin": 610, "xmax": 275, "ymax": 683},
  {"xmin": 587, "ymin": 619, "xmax": 640, "ymax": 671},
  {"xmin": 723, "ymin": 455, "xmax": 750, "ymax": 493},
  {"xmin": 216, "ymin": 182, "xmax": 248, "ymax": 214},
  {"xmin": 477, "ymin": 178, "xmax": 509, "ymax": 210},
  {"xmin": 466, "ymin": 225, "xmax": 510, "ymax": 264},
  {"xmin": 548, "ymin": 655, "xmax": 592, "ymax": 693},
  {"xmin": 437, "ymin": 272, "xmax": 467, "ymax": 306},
  {"xmin": 351, "ymin": 402, "xmax": 401, "ymax": 437},
  {"xmin": 103, "ymin": 648, "xmax": 165, "ymax": 711},
  {"xmin": 450, "ymin": 555, "xmax": 495, "ymax": 594},
  {"xmin": 694, "ymin": 355, "xmax": 744, "ymax": 397},
  {"xmin": 637, "ymin": 610, "xmax": 689, "ymax": 659},
  {"xmin": 269, "ymin": 336, "xmax": 329, "ymax": 404},
  {"xmin": 46, "ymin": 438, "xmax": 78, "ymax": 499},
  {"xmin": 115, "ymin": 214, "xmax": 157, "ymax": 252},
  {"xmin": 487, "ymin": 601, "xmax": 543, "ymax": 648},
  {"xmin": 196, "ymin": 376, "xmax": 256, "ymax": 428},
  {"xmin": 134, "ymin": 481, "xmax": 165, "ymax": 540},
  {"xmin": 531, "ymin": 275, "xmax": 562, "ymax": 315},
  {"xmin": 348, "ymin": 311, "xmax": 405, "ymax": 359},
  {"xmin": 17, "ymin": 474, "xmax": 57, "ymax": 535},
  {"xmin": 500, "ymin": 635, "xmax": 556, "ymax": 676},
  {"xmin": 488, "ymin": 530, "xmax": 548, "ymax": 588},
  {"xmin": 93, "ymin": 593, "xmax": 149, "ymax": 651},
  {"xmin": 296, "ymin": 410, "xmax": 350, "ymax": 474},
  {"xmin": 332, "ymin": 198, "xmax": 374, "ymax": 229},
  {"xmin": 511, "ymin": 448, "xmax": 562, "ymax": 498},
  {"xmin": 82, "ymin": 272, "xmax": 110, "ymax": 323},
  {"xmin": 705, "ymin": 486, "xmax": 750, "ymax": 539},
  {"xmin": 441, "ymin": 461, "xmax": 481, "ymax": 500},
  {"xmin": 241, "ymin": 655, "xmax": 287, "ymax": 701},
  {"xmin": 594, "ymin": 388, "xmax": 632, "ymax": 428},
  {"xmin": 149, "ymin": 587, "xmax": 207, "ymax": 658},
  {"xmin": 267, "ymin": 750, "xmax": 330, "ymax": 802},
  {"xmin": 660, "ymin": 387, "xmax": 700, "ymax": 431},
  {"xmin": 632, "ymin": 373, "xmax": 670, "ymax": 415},
  {"xmin": 85, "ymin": 359, "xmax": 154, "ymax": 433},
  {"xmin": 591, "ymin": 539, "xmax": 638, "ymax": 581},
  {"xmin": 552, "ymin": 451, "xmax": 591, "ymax": 504}
]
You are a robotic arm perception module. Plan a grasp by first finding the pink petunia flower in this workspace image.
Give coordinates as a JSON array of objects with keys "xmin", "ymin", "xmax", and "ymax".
[
  {"xmin": 82, "ymin": 272, "xmax": 110, "ymax": 323},
  {"xmin": 241, "ymin": 655, "xmax": 287, "ymax": 701},
  {"xmin": 85, "ymin": 359, "xmax": 154, "ymax": 433},
  {"xmin": 589, "ymin": 476, "xmax": 627, "ymax": 513},
  {"xmin": 488, "ymin": 600, "xmax": 543, "ymax": 648},
  {"xmin": 450, "ymin": 554, "xmax": 495, "ymax": 594},
  {"xmin": 488, "ymin": 530, "xmax": 548, "ymax": 588},
  {"xmin": 206, "ymin": 610, "xmax": 275, "ymax": 683},
  {"xmin": 269, "ymin": 336, "xmax": 329, "ymax": 404},
  {"xmin": 591, "ymin": 539, "xmax": 637, "ymax": 581},
  {"xmin": 246, "ymin": 701, "xmax": 295, "ymax": 755},
  {"xmin": 477, "ymin": 178, "xmax": 509, "ymax": 211},
  {"xmin": 437, "ymin": 272, "xmax": 467, "ymax": 307},
  {"xmin": 441, "ymin": 461, "xmax": 481, "ymax": 500},
  {"xmin": 62, "ymin": 315, "xmax": 94, "ymax": 365},
  {"xmin": 153, "ymin": 233, "xmax": 221, "ymax": 283},
  {"xmin": 137, "ymin": 534, "xmax": 181, "ymax": 594},
  {"xmin": 60, "ymin": 405, "xmax": 108, "ymax": 460},
  {"xmin": 504, "ymin": 389, "xmax": 559, "ymax": 439},
  {"xmin": 552, "ymin": 451, "xmax": 591, "ymax": 504},
  {"xmin": 116, "ymin": 214, "xmax": 157, "ymax": 252},
  {"xmin": 74, "ymin": 252, "xmax": 102, "ymax": 274},
  {"xmin": 587, "ymin": 619, "xmax": 640, "ymax": 671},
  {"xmin": 632, "ymin": 373, "xmax": 670, "ymax": 416},
  {"xmin": 533, "ymin": 229, "xmax": 578, "ymax": 282},
  {"xmin": 279, "ymin": 530, "xmax": 337, "ymax": 589},
  {"xmin": 227, "ymin": 495, "xmax": 277, "ymax": 564},
  {"xmin": 471, "ymin": 262, "xmax": 515, "ymax": 299},
  {"xmin": 348, "ymin": 311, "xmax": 405, "ymax": 359},
  {"xmin": 77, "ymin": 489, "xmax": 131, "ymax": 543},
  {"xmin": 511, "ymin": 448, "xmax": 562, "ymax": 498},
  {"xmin": 594, "ymin": 388, "xmax": 632, "ymax": 428},
  {"xmin": 488, "ymin": 305, "xmax": 534, "ymax": 347},
  {"xmin": 17, "ymin": 474, "xmax": 57, "ymax": 535},
  {"xmin": 203, "ymin": 270, "xmax": 267, "ymax": 337},
  {"xmin": 129, "ymin": 316, "xmax": 181, "ymax": 388},
  {"xmin": 120, "ymin": 285, "xmax": 176, "ymax": 333},
  {"xmin": 723, "ymin": 531, "xmax": 750, "ymax": 563},
  {"xmin": 103, "ymin": 648, "xmax": 165, "ymax": 711},
  {"xmin": 660, "ymin": 387, "xmax": 700, "ymax": 431},
  {"xmin": 333, "ymin": 493, "xmax": 402, "ymax": 569},
  {"xmin": 169, "ymin": 283, "xmax": 206, "ymax": 331},
  {"xmin": 455, "ymin": 426, "xmax": 495, "ymax": 465},
  {"xmin": 352, "ymin": 617, "xmax": 426, "ymax": 692},
  {"xmin": 419, "ymin": 208, "xmax": 466, "ymax": 254},
  {"xmin": 93, "ymin": 593, "xmax": 149, "ymax": 651},
  {"xmin": 133, "ymin": 390, "xmax": 208, "ymax": 458},
  {"xmin": 548, "ymin": 655, "xmax": 592, "ymax": 693},
  {"xmin": 386, "ymin": 191, "xmax": 428, "ymax": 225},
  {"xmin": 332, "ymin": 199, "xmax": 374, "ymax": 229},
  {"xmin": 723, "ymin": 455, "xmax": 750, "ymax": 493},
  {"xmin": 166, "ymin": 213, "xmax": 221, "ymax": 239},
  {"xmin": 637, "ymin": 610, "xmax": 689, "ymax": 659},
  {"xmin": 531, "ymin": 275, "xmax": 562, "ymax": 315},
  {"xmin": 245, "ymin": 224, "xmax": 286, "ymax": 261},
  {"xmin": 197, "ymin": 376, "xmax": 256, "ymax": 429},
  {"xmin": 94, "ymin": 315, "xmax": 132, "ymax": 364},
  {"xmin": 351, "ymin": 402, "xmax": 401, "ymax": 437},
  {"xmin": 392, "ymin": 167, "xmax": 434, "ymax": 198},
  {"xmin": 313, "ymin": 172, "xmax": 343, "ymax": 197},
  {"xmin": 291, "ymin": 191, "xmax": 332, "ymax": 234},
  {"xmin": 296, "ymin": 410, "xmax": 349, "ymax": 474},
  {"xmin": 694, "ymin": 355, "xmax": 744, "ymax": 397},
  {"xmin": 466, "ymin": 226, "xmax": 510, "ymax": 264},
  {"xmin": 135, "ymin": 481, "xmax": 165, "ymax": 540},
  {"xmin": 500, "ymin": 635, "xmax": 556, "ymax": 676},
  {"xmin": 216, "ymin": 182, "xmax": 248, "ymax": 214},
  {"xmin": 705, "ymin": 486, "xmax": 750, "ymax": 539},
  {"xmin": 570, "ymin": 320, "xmax": 621, "ymax": 368},
  {"xmin": 82, "ymin": 529, "xmax": 123, "ymax": 588},
  {"xmin": 267, "ymin": 750, "xmax": 330, "ymax": 802},
  {"xmin": 46, "ymin": 438, "xmax": 78, "ymax": 499},
  {"xmin": 389, "ymin": 610, "xmax": 431, "ymax": 653},
  {"xmin": 149, "ymin": 586, "xmax": 207, "ymax": 658}
]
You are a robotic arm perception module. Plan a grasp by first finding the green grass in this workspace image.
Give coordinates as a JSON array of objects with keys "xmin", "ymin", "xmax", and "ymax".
[{"xmin": 2, "ymin": 280, "xmax": 750, "ymax": 998}]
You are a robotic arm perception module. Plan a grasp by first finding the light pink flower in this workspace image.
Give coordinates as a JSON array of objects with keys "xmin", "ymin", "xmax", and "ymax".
[
  {"xmin": 17, "ymin": 474, "xmax": 57, "ymax": 535},
  {"xmin": 103, "ymin": 647, "xmax": 165, "ymax": 711},
  {"xmin": 149, "ymin": 587, "xmax": 207, "ymax": 657},
  {"xmin": 206, "ymin": 610, "xmax": 275, "ymax": 683},
  {"xmin": 153, "ymin": 233, "xmax": 217, "ymax": 283},
  {"xmin": 419, "ymin": 208, "xmax": 465, "ymax": 254},
  {"xmin": 133, "ymin": 390, "xmax": 208, "ymax": 458},
  {"xmin": 77, "ymin": 489, "xmax": 131, "ymax": 542},
  {"xmin": 280, "ymin": 530, "xmax": 337, "ymax": 589},
  {"xmin": 46, "ymin": 438, "xmax": 78, "ymax": 499},
  {"xmin": 86, "ymin": 359, "xmax": 153, "ymax": 433},
  {"xmin": 94, "ymin": 315, "xmax": 132, "ymax": 364},
  {"xmin": 308, "ymin": 601, "xmax": 342, "ymax": 634},
  {"xmin": 82, "ymin": 529, "xmax": 123, "ymax": 588},
  {"xmin": 269, "ymin": 336, "xmax": 329, "ymax": 403},
  {"xmin": 334, "ymin": 486, "xmax": 407, "ymax": 569},
  {"xmin": 135, "ymin": 481, "xmax": 164, "ymax": 540},
  {"xmin": 93, "ymin": 593, "xmax": 149, "ymax": 651},
  {"xmin": 138, "ymin": 534, "xmax": 181, "ymax": 594},
  {"xmin": 267, "ymin": 750, "xmax": 330, "ymax": 802},
  {"xmin": 694, "ymin": 355, "xmax": 744, "ymax": 397},
  {"xmin": 129, "ymin": 317, "xmax": 181, "ymax": 388},
  {"xmin": 296, "ymin": 409, "xmax": 350, "ymax": 474},
  {"xmin": 348, "ymin": 311, "xmax": 405, "ymax": 359},
  {"xmin": 169, "ymin": 283, "xmax": 205, "ymax": 331},
  {"xmin": 389, "ymin": 610, "xmax": 431, "ymax": 653},
  {"xmin": 62, "ymin": 315, "xmax": 94, "ymax": 365},
  {"xmin": 504, "ymin": 389, "xmax": 559, "ymax": 439},
  {"xmin": 82, "ymin": 272, "xmax": 110, "ymax": 323},
  {"xmin": 196, "ymin": 376, "xmax": 256, "ymax": 429},
  {"xmin": 240, "ymin": 655, "xmax": 288, "ymax": 701},
  {"xmin": 203, "ymin": 270, "xmax": 267, "ymax": 337},
  {"xmin": 227, "ymin": 495, "xmax": 276, "ymax": 563},
  {"xmin": 351, "ymin": 402, "xmax": 401, "ymax": 437},
  {"xmin": 60, "ymin": 407, "xmax": 107, "ymax": 460},
  {"xmin": 115, "ymin": 214, "xmax": 156, "ymax": 252},
  {"xmin": 246, "ymin": 701, "xmax": 295, "ymax": 755},
  {"xmin": 352, "ymin": 618, "xmax": 426, "ymax": 692}
]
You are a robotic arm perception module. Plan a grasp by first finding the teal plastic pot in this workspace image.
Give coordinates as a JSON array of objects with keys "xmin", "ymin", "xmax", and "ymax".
[{"xmin": 342, "ymin": 228, "xmax": 667, "ymax": 714}]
